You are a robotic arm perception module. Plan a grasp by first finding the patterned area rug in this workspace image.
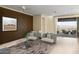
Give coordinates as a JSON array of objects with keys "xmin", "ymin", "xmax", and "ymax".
[{"xmin": 8, "ymin": 40, "xmax": 55, "ymax": 54}]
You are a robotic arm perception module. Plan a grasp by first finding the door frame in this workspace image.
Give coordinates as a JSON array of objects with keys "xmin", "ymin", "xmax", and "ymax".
[{"xmin": 54, "ymin": 15, "xmax": 78, "ymax": 37}]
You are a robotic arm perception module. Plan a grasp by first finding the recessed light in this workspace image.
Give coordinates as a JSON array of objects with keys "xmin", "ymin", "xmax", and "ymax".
[{"xmin": 22, "ymin": 6, "xmax": 26, "ymax": 10}]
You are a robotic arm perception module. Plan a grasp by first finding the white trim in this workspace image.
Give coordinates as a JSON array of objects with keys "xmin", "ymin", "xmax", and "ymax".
[
  {"xmin": 0, "ymin": 38, "xmax": 26, "ymax": 49},
  {"xmin": 41, "ymin": 16, "xmax": 43, "ymax": 32},
  {"xmin": 45, "ymin": 16, "xmax": 47, "ymax": 32},
  {"xmin": 0, "ymin": 6, "xmax": 33, "ymax": 16}
]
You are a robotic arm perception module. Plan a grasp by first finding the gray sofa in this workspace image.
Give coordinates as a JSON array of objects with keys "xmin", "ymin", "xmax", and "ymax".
[
  {"xmin": 26, "ymin": 31, "xmax": 57, "ymax": 43},
  {"xmin": 41, "ymin": 33, "xmax": 56, "ymax": 43}
]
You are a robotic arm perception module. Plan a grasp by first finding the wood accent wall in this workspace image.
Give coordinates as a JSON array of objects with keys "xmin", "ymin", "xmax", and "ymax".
[{"xmin": 0, "ymin": 7, "xmax": 33, "ymax": 44}]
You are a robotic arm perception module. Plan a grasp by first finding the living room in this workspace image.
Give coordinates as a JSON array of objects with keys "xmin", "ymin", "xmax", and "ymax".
[{"xmin": 0, "ymin": 5, "xmax": 79, "ymax": 54}]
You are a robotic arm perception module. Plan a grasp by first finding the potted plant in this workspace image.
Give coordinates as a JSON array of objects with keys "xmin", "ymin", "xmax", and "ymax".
[{"xmin": 23, "ymin": 31, "xmax": 31, "ymax": 48}]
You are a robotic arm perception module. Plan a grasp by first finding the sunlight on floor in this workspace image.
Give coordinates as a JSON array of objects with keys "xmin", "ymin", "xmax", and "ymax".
[{"xmin": 49, "ymin": 37, "xmax": 79, "ymax": 54}]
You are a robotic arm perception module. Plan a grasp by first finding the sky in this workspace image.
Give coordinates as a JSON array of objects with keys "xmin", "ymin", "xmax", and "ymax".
[
  {"xmin": 57, "ymin": 21, "xmax": 77, "ymax": 27},
  {"xmin": 3, "ymin": 17, "xmax": 17, "ymax": 25}
]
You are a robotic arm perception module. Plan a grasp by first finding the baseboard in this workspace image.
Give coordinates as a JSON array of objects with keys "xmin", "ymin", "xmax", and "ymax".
[{"xmin": 0, "ymin": 38, "xmax": 26, "ymax": 49}]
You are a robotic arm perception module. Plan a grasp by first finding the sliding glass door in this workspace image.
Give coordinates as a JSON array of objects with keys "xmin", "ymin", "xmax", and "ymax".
[{"xmin": 57, "ymin": 17, "xmax": 77, "ymax": 37}]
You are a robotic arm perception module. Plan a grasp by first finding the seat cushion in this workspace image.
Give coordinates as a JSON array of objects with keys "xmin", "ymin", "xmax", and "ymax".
[
  {"xmin": 41, "ymin": 38, "xmax": 54, "ymax": 43},
  {"xmin": 28, "ymin": 36, "xmax": 37, "ymax": 40}
]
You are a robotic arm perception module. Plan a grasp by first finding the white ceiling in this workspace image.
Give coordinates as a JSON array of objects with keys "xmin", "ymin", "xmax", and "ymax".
[{"xmin": 2, "ymin": 5, "xmax": 79, "ymax": 16}]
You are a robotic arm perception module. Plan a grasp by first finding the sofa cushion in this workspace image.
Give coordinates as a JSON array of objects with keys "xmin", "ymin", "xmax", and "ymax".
[
  {"xmin": 28, "ymin": 36, "xmax": 37, "ymax": 40},
  {"xmin": 47, "ymin": 34, "xmax": 51, "ymax": 38},
  {"xmin": 42, "ymin": 33, "xmax": 47, "ymax": 38}
]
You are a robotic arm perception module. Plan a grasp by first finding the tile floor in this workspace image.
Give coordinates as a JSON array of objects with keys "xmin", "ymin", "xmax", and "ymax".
[
  {"xmin": 1, "ymin": 37, "xmax": 79, "ymax": 54},
  {"xmin": 49, "ymin": 37, "xmax": 79, "ymax": 54}
]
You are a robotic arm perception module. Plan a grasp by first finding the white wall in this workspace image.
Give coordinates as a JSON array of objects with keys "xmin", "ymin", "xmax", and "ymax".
[
  {"xmin": 33, "ymin": 15, "xmax": 57, "ymax": 33},
  {"xmin": 33, "ymin": 16, "xmax": 41, "ymax": 31},
  {"xmin": 45, "ymin": 16, "xmax": 57, "ymax": 33}
]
